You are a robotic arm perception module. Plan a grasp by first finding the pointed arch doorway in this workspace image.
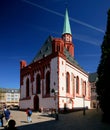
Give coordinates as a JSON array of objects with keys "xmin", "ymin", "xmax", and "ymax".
[{"xmin": 34, "ymin": 95, "xmax": 39, "ymax": 111}]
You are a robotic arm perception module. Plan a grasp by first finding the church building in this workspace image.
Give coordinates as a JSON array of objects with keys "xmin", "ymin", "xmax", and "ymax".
[{"xmin": 19, "ymin": 9, "xmax": 91, "ymax": 111}]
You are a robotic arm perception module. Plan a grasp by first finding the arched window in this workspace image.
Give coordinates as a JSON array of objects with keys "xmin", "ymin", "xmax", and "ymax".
[
  {"xmin": 57, "ymin": 45, "xmax": 60, "ymax": 51},
  {"xmin": 36, "ymin": 74, "xmax": 41, "ymax": 94},
  {"xmin": 82, "ymin": 80, "xmax": 86, "ymax": 96},
  {"xmin": 72, "ymin": 73, "xmax": 75, "ymax": 97},
  {"xmin": 46, "ymin": 71, "xmax": 50, "ymax": 95},
  {"xmin": 83, "ymin": 81, "xmax": 86, "ymax": 96},
  {"xmin": 66, "ymin": 72, "xmax": 70, "ymax": 93},
  {"xmin": 76, "ymin": 76, "xmax": 79, "ymax": 94},
  {"xmin": 26, "ymin": 78, "xmax": 29, "ymax": 97}
]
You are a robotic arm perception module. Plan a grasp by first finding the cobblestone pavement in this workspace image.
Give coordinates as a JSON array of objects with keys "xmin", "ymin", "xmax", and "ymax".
[{"xmin": 0, "ymin": 109, "xmax": 110, "ymax": 130}]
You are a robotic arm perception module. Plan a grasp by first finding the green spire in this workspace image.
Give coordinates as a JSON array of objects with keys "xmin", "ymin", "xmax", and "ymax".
[{"xmin": 62, "ymin": 8, "xmax": 72, "ymax": 35}]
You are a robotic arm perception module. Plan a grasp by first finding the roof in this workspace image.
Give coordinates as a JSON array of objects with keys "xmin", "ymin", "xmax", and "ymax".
[
  {"xmin": 62, "ymin": 8, "xmax": 72, "ymax": 35},
  {"xmin": 64, "ymin": 47, "xmax": 87, "ymax": 73},
  {"xmin": 0, "ymin": 88, "xmax": 20, "ymax": 93},
  {"xmin": 32, "ymin": 36, "xmax": 87, "ymax": 74},
  {"xmin": 32, "ymin": 8, "xmax": 87, "ymax": 74},
  {"xmin": 32, "ymin": 36, "xmax": 53, "ymax": 62}
]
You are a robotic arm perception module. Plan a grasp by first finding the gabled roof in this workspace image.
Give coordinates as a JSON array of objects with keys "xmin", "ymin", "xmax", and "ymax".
[
  {"xmin": 32, "ymin": 36, "xmax": 53, "ymax": 62},
  {"xmin": 32, "ymin": 36, "xmax": 87, "ymax": 74},
  {"xmin": 62, "ymin": 8, "xmax": 72, "ymax": 35},
  {"xmin": 64, "ymin": 48, "xmax": 87, "ymax": 73}
]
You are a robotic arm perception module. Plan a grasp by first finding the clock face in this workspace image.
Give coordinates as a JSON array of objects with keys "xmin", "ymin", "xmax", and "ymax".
[
  {"xmin": 62, "ymin": 34, "xmax": 72, "ymax": 42},
  {"xmin": 66, "ymin": 35, "xmax": 72, "ymax": 42},
  {"xmin": 66, "ymin": 36, "xmax": 69, "ymax": 41}
]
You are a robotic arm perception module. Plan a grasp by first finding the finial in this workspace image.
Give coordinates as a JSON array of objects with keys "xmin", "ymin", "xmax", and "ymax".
[{"xmin": 65, "ymin": 0, "xmax": 68, "ymax": 9}]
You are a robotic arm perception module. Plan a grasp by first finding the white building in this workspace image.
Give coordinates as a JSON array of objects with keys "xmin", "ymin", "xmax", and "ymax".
[
  {"xmin": 19, "ymin": 8, "xmax": 91, "ymax": 111},
  {"xmin": 0, "ymin": 88, "xmax": 20, "ymax": 108}
]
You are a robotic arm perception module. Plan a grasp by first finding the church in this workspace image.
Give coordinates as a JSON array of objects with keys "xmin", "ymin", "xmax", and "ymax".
[{"xmin": 19, "ymin": 8, "xmax": 91, "ymax": 111}]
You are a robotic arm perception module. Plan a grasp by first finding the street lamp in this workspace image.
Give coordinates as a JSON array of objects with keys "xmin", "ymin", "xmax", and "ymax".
[
  {"xmin": 83, "ymin": 95, "xmax": 85, "ymax": 115},
  {"xmin": 51, "ymin": 88, "xmax": 59, "ymax": 120}
]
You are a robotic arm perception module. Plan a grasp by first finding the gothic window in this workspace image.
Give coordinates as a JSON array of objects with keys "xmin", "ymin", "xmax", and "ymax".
[
  {"xmin": 88, "ymin": 82, "xmax": 91, "ymax": 98},
  {"xmin": 26, "ymin": 78, "xmax": 29, "ymax": 97},
  {"xmin": 46, "ymin": 71, "xmax": 50, "ymax": 95},
  {"xmin": 36, "ymin": 74, "xmax": 41, "ymax": 94},
  {"xmin": 66, "ymin": 72, "xmax": 70, "ymax": 93},
  {"xmin": 83, "ymin": 81, "xmax": 86, "ymax": 96},
  {"xmin": 72, "ymin": 73, "xmax": 75, "ymax": 97},
  {"xmin": 76, "ymin": 76, "xmax": 79, "ymax": 94}
]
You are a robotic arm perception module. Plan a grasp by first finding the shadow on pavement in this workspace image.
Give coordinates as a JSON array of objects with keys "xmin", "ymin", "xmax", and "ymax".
[
  {"xmin": 20, "ymin": 121, "xmax": 29, "ymax": 123},
  {"xmin": 17, "ymin": 120, "xmax": 57, "ymax": 130}
]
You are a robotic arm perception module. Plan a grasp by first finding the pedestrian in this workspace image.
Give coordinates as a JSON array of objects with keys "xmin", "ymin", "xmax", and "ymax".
[
  {"xmin": 4, "ymin": 107, "xmax": 10, "ymax": 123},
  {"xmin": 4, "ymin": 119, "xmax": 18, "ymax": 130},
  {"xmin": 0, "ymin": 110, "xmax": 4, "ymax": 127},
  {"xmin": 26, "ymin": 107, "xmax": 32, "ymax": 123}
]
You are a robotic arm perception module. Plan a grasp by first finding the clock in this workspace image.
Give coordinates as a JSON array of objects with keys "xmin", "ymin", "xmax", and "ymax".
[{"xmin": 66, "ymin": 35, "xmax": 72, "ymax": 42}]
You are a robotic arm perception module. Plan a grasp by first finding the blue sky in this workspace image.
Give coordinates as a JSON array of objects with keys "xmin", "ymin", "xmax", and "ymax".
[{"xmin": 0, "ymin": 0, "xmax": 110, "ymax": 89}]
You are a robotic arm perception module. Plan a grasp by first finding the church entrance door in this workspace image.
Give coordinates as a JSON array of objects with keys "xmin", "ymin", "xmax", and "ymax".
[{"xmin": 34, "ymin": 95, "xmax": 39, "ymax": 111}]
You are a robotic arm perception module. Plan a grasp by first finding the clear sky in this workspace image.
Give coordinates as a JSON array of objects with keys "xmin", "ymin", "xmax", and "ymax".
[{"xmin": 0, "ymin": 0, "xmax": 110, "ymax": 89}]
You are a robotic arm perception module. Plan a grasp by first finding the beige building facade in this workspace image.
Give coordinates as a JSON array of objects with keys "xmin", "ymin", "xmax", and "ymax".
[{"xmin": 0, "ymin": 88, "xmax": 20, "ymax": 108}]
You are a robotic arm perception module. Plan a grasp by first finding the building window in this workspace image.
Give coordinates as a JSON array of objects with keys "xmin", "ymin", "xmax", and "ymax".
[
  {"xmin": 82, "ymin": 80, "xmax": 86, "ymax": 96},
  {"xmin": 76, "ymin": 76, "xmax": 79, "ymax": 94},
  {"xmin": 84, "ymin": 81, "xmax": 86, "ymax": 96},
  {"xmin": 36, "ymin": 74, "xmax": 41, "ymax": 94},
  {"xmin": 72, "ymin": 73, "xmax": 75, "ymax": 97},
  {"xmin": 46, "ymin": 71, "xmax": 50, "ymax": 95},
  {"xmin": 26, "ymin": 78, "xmax": 29, "ymax": 97},
  {"xmin": 57, "ymin": 45, "xmax": 60, "ymax": 51},
  {"xmin": 66, "ymin": 72, "xmax": 70, "ymax": 93}
]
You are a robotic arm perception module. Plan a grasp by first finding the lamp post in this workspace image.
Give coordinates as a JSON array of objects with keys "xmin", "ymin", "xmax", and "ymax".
[
  {"xmin": 51, "ymin": 88, "xmax": 59, "ymax": 120},
  {"xmin": 83, "ymin": 95, "xmax": 85, "ymax": 115}
]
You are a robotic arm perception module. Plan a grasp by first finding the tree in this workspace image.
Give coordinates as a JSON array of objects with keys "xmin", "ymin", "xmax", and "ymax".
[{"xmin": 96, "ymin": 9, "xmax": 110, "ymax": 123}]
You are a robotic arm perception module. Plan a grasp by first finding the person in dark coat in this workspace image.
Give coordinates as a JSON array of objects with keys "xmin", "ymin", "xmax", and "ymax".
[
  {"xmin": 0, "ymin": 110, "xmax": 4, "ymax": 127},
  {"xmin": 4, "ymin": 108, "xmax": 10, "ymax": 122}
]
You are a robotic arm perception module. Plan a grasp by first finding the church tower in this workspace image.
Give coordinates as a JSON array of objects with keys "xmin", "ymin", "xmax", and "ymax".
[{"xmin": 62, "ymin": 8, "xmax": 74, "ymax": 57}]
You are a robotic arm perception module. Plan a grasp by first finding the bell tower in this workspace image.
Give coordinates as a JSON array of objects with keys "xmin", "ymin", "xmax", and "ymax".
[{"xmin": 62, "ymin": 8, "xmax": 74, "ymax": 57}]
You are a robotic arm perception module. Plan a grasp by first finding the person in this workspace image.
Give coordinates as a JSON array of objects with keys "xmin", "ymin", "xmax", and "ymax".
[
  {"xmin": 4, "ymin": 119, "xmax": 18, "ymax": 130},
  {"xmin": 26, "ymin": 108, "xmax": 32, "ymax": 123},
  {"xmin": 4, "ymin": 107, "xmax": 10, "ymax": 122},
  {"xmin": 0, "ymin": 110, "xmax": 4, "ymax": 127}
]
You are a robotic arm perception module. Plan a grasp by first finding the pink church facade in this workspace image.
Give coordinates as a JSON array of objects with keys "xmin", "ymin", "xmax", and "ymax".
[{"xmin": 19, "ymin": 9, "xmax": 91, "ymax": 111}]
